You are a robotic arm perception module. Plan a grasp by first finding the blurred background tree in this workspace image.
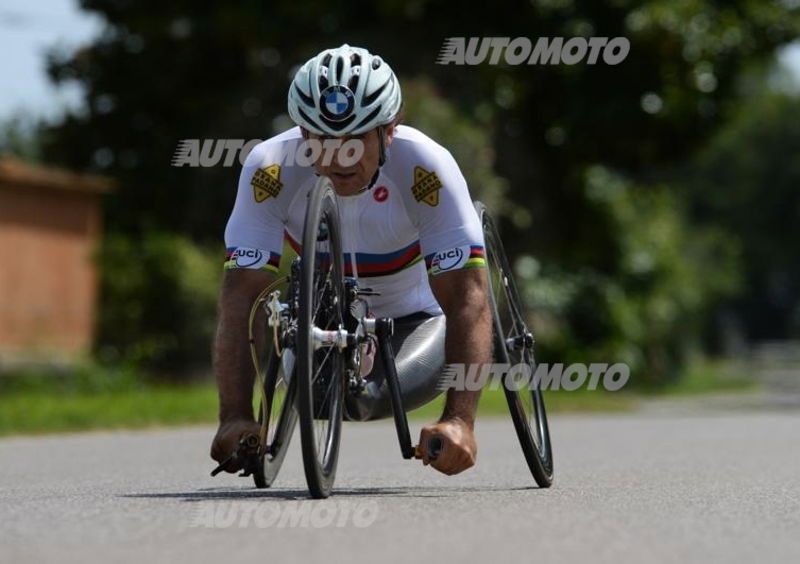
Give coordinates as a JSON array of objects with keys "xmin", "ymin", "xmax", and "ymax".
[
  {"xmin": 678, "ymin": 87, "xmax": 800, "ymax": 345},
  {"xmin": 12, "ymin": 0, "xmax": 797, "ymax": 381}
]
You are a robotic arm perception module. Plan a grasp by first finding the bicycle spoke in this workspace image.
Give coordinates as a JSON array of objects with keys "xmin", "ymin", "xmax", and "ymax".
[
  {"xmin": 314, "ymin": 369, "xmax": 336, "ymax": 458},
  {"xmin": 312, "ymin": 276, "xmax": 328, "ymax": 320},
  {"xmin": 315, "ymin": 372, "xmax": 336, "ymax": 418},
  {"xmin": 311, "ymin": 347, "xmax": 336, "ymax": 385},
  {"xmin": 311, "ymin": 417, "xmax": 328, "ymax": 456}
]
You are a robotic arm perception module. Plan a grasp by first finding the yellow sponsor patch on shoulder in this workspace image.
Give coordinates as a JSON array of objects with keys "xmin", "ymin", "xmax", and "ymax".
[
  {"xmin": 251, "ymin": 164, "xmax": 282, "ymax": 202},
  {"xmin": 411, "ymin": 165, "xmax": 442, "ymax": 207}
]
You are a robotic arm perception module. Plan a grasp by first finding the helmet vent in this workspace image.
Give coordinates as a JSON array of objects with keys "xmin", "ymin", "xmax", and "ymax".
[
  {"xmin": 294, "ymin": 83, "xmax": 315, "ymax": 106},
  {"xmin": 348, "ymin": 73, "xmax": 360, "ymax": 92},
  {"xmin": 320, "ymin": 112, "xmax": 356, "ymax": 131},
  {"xmin": 362, "ymin": 82, "xmax": 386, "ymax": 106},
  {"xmin": 353, "ymin": 107, "xmax": 381, "ymax": 131},
  {"xmin": 335, "ymin": 57, "xmax": 344, "ymax": 82},
  {"xmin": 297, "ymin": 108, "xmax": 324, "ymax": 132}
]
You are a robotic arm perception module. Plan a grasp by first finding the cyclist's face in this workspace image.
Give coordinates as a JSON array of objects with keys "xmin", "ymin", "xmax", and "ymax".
[{"xmin": 304, "ymin": 126, "xmax": 395, "ymax": 196}]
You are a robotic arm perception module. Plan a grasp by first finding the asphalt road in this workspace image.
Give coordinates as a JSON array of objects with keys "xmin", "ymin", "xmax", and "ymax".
[{"xmin": 2, "ymin": 411, "xmax": 799, "ymax": 564}]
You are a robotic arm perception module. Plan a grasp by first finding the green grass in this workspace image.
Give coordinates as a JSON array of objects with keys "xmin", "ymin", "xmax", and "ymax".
[
  {"xmin": 0, "ymin": 376, "xmax": 635, "ymax": 437},
  {"xmin": 0, "ymin": 383, "xmax": 219, "ymax": 436},
  {"xmin": 649, "ymin": 357, "xmax": 757, "ymax": 396},
  {"xmin": 0, "ymin": 363, "xmax": 219, "ymax": 436},
  {"xmin": 0, "ymin": 355, "xmax": 755, "ymax": 437},
  {"xmin": 0, "ymin": 380, "xmax": 636, "ymax": 436}
]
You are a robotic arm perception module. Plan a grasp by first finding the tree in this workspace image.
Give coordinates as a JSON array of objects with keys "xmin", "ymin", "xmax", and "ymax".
[
  {"xmin": 37, "ymin": 0, "xmax": 800, "ymax": 377},
  {"xmin": 680, "ymin": 89, "xmax": 800, "ymax": 342}
]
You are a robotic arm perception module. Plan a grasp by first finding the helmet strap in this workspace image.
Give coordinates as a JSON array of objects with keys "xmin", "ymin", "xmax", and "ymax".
[
  {"xmin": 354, "ymin": 125, "xmax": 386, "ymax": 194},
  {"xmin": 356, "ymin": 167, "xmax": 381, "ymax": 195},
  {"xmin": 378, "ymin": 125, "xmax": 387, "ymax": 167}
]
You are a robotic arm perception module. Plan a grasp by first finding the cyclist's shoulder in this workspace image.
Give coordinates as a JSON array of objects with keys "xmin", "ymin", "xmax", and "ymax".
[
  {"xmin": 242, "ymin": 127, "xmax": 304, "ymax": 169},
  {"xmin": 385, "ymin": 126, "xmax": 465, "ymax": 191},
  {"xmin": 389, "ymin": 125, "xmax": 455, "ymax": 164}
]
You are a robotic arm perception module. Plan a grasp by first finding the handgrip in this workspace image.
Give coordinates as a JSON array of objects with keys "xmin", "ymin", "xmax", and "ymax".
[
  {"xmin": 427, "ymin": 436, "xmax": 444, "ymax": 460},
  {"xmin": 210, "ymin": 457, "xmax": 234, "ymax": 477},
  {"xmin": 413, "ymin": 435, "xmax": 445, "ymax": 461},
  {"xmin": 210, "ymin": 434, "xmax": 260, "ymax": 477}
]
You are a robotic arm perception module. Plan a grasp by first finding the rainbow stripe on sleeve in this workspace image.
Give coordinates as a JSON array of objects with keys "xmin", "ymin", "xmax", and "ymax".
[
  {"xmin": 424, "ymin": 245, "xmax": 486, "ymax": 275},
  {"xmin": 464, "ymin": 245, "xmax": 486, "ymax": 268}
]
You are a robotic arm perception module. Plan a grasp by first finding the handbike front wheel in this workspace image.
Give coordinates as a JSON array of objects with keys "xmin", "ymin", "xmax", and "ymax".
[
  {"xmin": 475, "ymin": 201, "xmax": 554, "ymax": 487},
  {"xmin": 297, "ymin": 177, "xmax": 347, "ymax": 499}
]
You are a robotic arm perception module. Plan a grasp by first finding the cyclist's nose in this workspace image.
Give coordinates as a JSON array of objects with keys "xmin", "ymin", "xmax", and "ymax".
[{"xmin": 333, "ymin": 143, "xmax": 359, "ymax": 168}]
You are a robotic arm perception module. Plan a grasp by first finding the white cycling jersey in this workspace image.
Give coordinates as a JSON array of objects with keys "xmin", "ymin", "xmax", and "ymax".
[{"xmin": 224, "ymin": 125, "xmax": 486, "ymax": 318}]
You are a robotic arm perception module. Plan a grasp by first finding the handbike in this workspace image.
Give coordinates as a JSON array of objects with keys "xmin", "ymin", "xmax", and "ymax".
[{"xmin": 211, "ymin": 177, "xmax": 553, "ymax": 497}]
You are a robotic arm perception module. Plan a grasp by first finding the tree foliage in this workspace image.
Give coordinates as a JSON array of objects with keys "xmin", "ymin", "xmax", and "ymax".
[{"xmin": 33, "ymin": 0, "xmax": 800, "ymax": 379}]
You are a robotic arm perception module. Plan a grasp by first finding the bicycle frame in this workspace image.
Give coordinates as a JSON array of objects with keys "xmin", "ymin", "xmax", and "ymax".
[{"xmin": 265, "ymin": 258, "xmax": 425, "ymax": 460}]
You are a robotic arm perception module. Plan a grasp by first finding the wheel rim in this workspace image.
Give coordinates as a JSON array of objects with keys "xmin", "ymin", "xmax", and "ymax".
[
  {"xmin": 262, "ymin": 351, "xmax": 296, "ymax": 459},
  {"xmin": 484, "ymin": 213, "xmax": 552, "ymax": 475},
  {"xmin": 254, "ymin": 339, "xmax": 298, "ymax": 487}
]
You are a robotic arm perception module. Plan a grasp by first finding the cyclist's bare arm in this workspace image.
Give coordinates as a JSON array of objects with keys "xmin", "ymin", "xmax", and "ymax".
[
  {"xmin": 429, "ymin": 266, "xmax": 492, "ymax": 426},
  {"xmin": 210, "ymin": 268, "xmax": 275, "ymax": 466},
  {"xmin": 420, "ymin": 267, "xmax": 491, "ymax": 475}
]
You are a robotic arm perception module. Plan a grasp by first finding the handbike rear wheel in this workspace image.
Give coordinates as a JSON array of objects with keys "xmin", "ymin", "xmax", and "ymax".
[
  {"xmin": 297, "ymin": 177, "xmax": 347, "ymax": 499},
  {"xmin": 253, "ymin": 346, "xmax": 298, "ymax": 488},
  {"xmin": 475, "ymin": 201, "xmax": 554, "ymax": 487}
]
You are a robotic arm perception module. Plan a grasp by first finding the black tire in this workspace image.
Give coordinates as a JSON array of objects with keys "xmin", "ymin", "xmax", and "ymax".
[
  {"xmin": 297, "ymin": 178, "xmax": 347, "ymax": 498},
  {"xmin": 475, "ymin": 201, "xmax": 554, "ymax": 487},
  {"xmin": 252, "ymin": 345, "xmax": 298, "ymax": 488}
]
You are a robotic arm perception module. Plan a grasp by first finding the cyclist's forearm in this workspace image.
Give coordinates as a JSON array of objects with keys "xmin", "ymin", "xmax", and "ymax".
[
  {"xmin": 213, "ymin": 270, "xmax": 273, "ymax": 423},
  {"xmin": 440, "ymin": 301, "xmax": 492, "ymax": 427},
  {"xmin": 213, "ymin": 299, "xmax": 259, "ymax": 422},
  {"xmin": 214, "ymin": 269, "xmax": 274, "ymax": 423}
]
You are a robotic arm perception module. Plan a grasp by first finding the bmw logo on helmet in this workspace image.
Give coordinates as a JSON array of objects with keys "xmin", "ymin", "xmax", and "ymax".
[{"xmin": 320, "ymin": 85, "xmax": 355, "ymax": 122}]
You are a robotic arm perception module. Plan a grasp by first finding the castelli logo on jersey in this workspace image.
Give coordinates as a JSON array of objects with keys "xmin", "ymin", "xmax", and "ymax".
[{"xmin": 373, "ymin": 186, "xmax": 389, "ymax": 202}]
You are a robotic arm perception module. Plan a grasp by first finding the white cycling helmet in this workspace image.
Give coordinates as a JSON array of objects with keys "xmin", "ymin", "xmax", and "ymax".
[{"xmin": 287, "ymin": 44, "xmax": 402, "ymax": 136}]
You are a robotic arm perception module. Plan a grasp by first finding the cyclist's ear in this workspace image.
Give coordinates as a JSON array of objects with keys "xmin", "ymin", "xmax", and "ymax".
[{"xmin": 384, "ymin": 123, "xmax": 397, "ymax": 147}]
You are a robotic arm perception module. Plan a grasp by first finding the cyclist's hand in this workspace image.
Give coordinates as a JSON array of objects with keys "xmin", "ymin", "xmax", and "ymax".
[
  {"xmin": 210, "ymin": 418, "xmax": 261, "ymax": 473},
  {"xmin": 419, "ymin": 416, "xmax": 477, "ymax": 476}
]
